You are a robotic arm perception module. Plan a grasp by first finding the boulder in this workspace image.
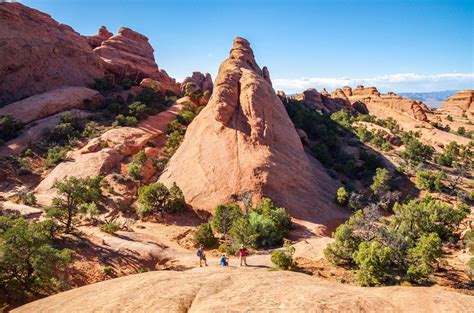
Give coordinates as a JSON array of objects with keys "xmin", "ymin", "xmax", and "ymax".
[
  {"xmin": 299, "ymin": 88, "xmax": 325, "ymax": 111},
  {"xmin": 0, "ymin": 86, "xmax": 100, "ymax": 124},
  {"xmin": 342, "ymin": 86, "xmax": 352, "ymax": 97},
  {"xmin": 0, "ymin": 3, "xmax": 104, "ymax": 106},
  {"xmin": 85, "ymin": 26, "xmax": 113, "ymax": 49},
  {"xmin": 159, "ymin": 37, "xmax": 342, "ymax": 231}
]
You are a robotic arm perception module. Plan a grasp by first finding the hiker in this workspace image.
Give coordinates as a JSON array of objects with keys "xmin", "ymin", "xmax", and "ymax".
[
  {"xmin": 237, "ymin": 244, "xmax": 248, "ymax": 266},
  {"xmin": 219, "ymin": 253, "xmax": 229, "ymax": 266},
  {"xmin": 196, "ymin": 244, "xmax": 208, "ymax": 267}
]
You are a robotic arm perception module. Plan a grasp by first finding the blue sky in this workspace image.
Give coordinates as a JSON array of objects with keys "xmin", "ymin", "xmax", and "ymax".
[{"xmin": 20, "ymin": 0, "xmax": 474, "ymax": 93}]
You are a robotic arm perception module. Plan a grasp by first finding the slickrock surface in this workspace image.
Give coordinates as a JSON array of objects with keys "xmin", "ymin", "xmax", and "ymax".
[
  {"xmin": 438, "ymin": 89, "xmax": 474, "ymax": 119},
  {"xmin": 85, "ymin": 26, "xmax": 113, "ymax": 49},
  {"xmin": 34, "ymin": 103, "xmax": 182, "ymax": 205},
  {"xmin": 0, "ymin": 2, "xmax": 104, "ymax": 106},
  {"xmin": 0, "ymin": 87, "xmax": 100, "ymax": 124},
  {"xmin": 14, "ymin": 266, "xmax": 473, "ymax": 313},
  {"xmin": 160, "ymin": 37, "xmax": 344, "ymax": 233}
]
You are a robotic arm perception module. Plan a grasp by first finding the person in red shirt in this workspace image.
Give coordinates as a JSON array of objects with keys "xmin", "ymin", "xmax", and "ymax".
[{"xmin": 237, "ymin": 244, "xmax": 248, "ymax": 266}]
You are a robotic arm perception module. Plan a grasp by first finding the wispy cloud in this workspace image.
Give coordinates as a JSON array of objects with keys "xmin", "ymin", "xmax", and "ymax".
[{"xmin": 272, "ymin": 73, "xmax": 474, "ymax": 94}]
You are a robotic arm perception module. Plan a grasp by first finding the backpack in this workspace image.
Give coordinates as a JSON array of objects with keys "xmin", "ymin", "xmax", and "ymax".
[{"xmin": 196, "ymin": 248, "xmax": 202, "ymax": 257}]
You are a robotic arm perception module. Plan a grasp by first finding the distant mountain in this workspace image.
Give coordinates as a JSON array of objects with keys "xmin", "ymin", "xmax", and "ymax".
[{"xmin": 398, "ymin": 90, "xmax": 458, "ymax": 108}]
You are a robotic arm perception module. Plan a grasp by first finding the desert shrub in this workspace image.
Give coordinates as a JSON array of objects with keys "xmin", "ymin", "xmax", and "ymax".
[
  {"xmin": 92, "ymin": 77, "xmax": 115, "ymax": 92},
  {"xmin": 248, "ymin": 212, "xmax": 284, "ymax": 247},
  {"xmin": 326, "ymin": 197, "xmax": 467, "ymax": 285},
  {"xmin": 400, "ymin": 133, "xmax": 434, "ymax": 166},
  {"xmin": 212, "ymin": 204, "xmax": 242, "ymax": 238},
  {"xmin": 331, "ymin": 109, "xmax": 353, "ymax": 129},
  {"xmin": 49, "ymin": 112, "xmax": 83, "ymax": 143},
  {"xmin": 271, "ymin": 244, "xmax": 295, "ymax": 270},
  {"xmin": 434, "ymin": 153, "xmax": 453, "ymax": 167},
  {"xmin": 100, "ymin": 222, "xmax": 121, "ymax": 234},
  {"xmin": 355, "ymin": 125, "xmax": 372, "ymax": 142},
  {"xmin": 253, "ymin": 197, "xmax": 292, "ymax": 230},
  {"xmin": 46, "ymin": 176, "xmax": 103, "ymax": 233},
  {"xmin": 336, "ymin": 186, "xmax": 350, "ymax": 206},
  {"xmin": 456, "ymin": 127, "xmax": 466, "ymax": 136},
  {"xmin": 133, "ymin": 150, "xmax": 148, "ymax": 164},
  {"xmin": 166, "ymin": 120, "xmax": 186, "ymax": 135},
  {"xmin": 370, "ymin": 168, "xmax": 391, "ymax": 194},
  {"xmin": 415, "ymin": 170, "xmax": 445, "ymax": 192},
  {"xmin": 193, "ymin": 223, "xmax": 217, "ymax": 248},
  {"xmin": 392, "ymin": 197, "xmax": 468, "ymax": 241},
  {"xmin": 82, "ymin": 121, "xmax": 100, "ymax": 138},
  {"xmin": 136, "ymin": 182, "xmax": 186, "ymax": 216},
  {"xmin": 102, "ymin": 266, "xmax": 114, "ymax": 276},
  {"xmin": 11, "ymin": 192, "xmax": 37, "ymax": 206},
  {"xmin": 46, "ymin": 146, "xmax": 68, "ymax": 167},
  {"xmin": 406, "ymin": 232, "xmax": 442, "ymax": 281},
  {"xmin": 446, "ymin": 115, "xmax": 453, "ymax": 122},
  {"xmin": 324, "ymin": 222, "xmax": 361, "ymax": 265},
  {"xmin": 78, "ymin": 202, "xmax": 100, "ymax": 220},
  {"xmin": 359, "ymin": 150, "xmax": 383, "ymax": 173},
  {"xmin": 230, "ymin": 216, "xmax": 257, "ymax": 247},
  {"xmin": 127, "ymin": 162, "xmax": 142, "ymax": 180},
  {"xmin": 121, "ymin": 78, "xmax": 133, "ymax": 90},
  {"xmin": 128, "ymin": 101, "xmax": 150, "ymax": 120},
  {"xmin": 465, "ymin": 231, "xmax": 474, "ymax": 253},
  {"xmin": 177, "ymin": 103, "xmax": 198, "ymax": 125},
  {"xmin": 114, "ymin": 114, "xmax": 138, "ymax": 127},
  {"xmin": 353, "ymin": 241, "xmax": 394, "ymax": 286},
  {"xmin": 0, "ymin": 115, "xmax": 23, "ymax": 143},
  {"xmin": 165, "ymin": 131, "xmax": 184, "ymax": 156},
  {"xmin": 312, "ymin": 143, "xmax": 331, "ymax": 165},
  {"xmin": 218, "ymin": 242, "xmax": 239, "ymax": 255},
  {"xmin": 0, "ymin": 216, "xmax": 72, "ymax": 302},
  {"xmin": 153, "ymin": 156, "xmax": 169, "ymax": 173},
  {"xmin": 467, "ymin": 258, "xmax": 474, "ymax": 283}
]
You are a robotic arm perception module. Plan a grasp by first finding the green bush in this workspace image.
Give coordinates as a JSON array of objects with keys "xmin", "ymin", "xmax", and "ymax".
[
  {"xmin": 271, "ymin": 244, "xmax": 295, "ymax": 270},
  {"xmin": 177, "ymin": 103, "xmax": 198, "ymax": 125},
  {"xmin": 92, "ymin": 77, "xmax": 115, "ymax": 92},
  {"xmin": 415, "ymin": 170, "xmax": 445, "ymax": 192},
  {"xmin": 127, "ymin": 162, "xmax": 142, "ymax": 180},
  {"xmin": 11, "ymin": 191, "xmax": 37, "ymax": 206},
  {"xmin": 0, "ymin": 216, "xmax": 72, "ymax": 301},
  {"xmin": 353, "ymin": 241, "xmax": 393, "ymax": 286},
  {"xmin": 136, "ymin": 182, "xmax": 186, "ymax": 216},
  {"xmin": 165, "ymin": 131, "xmax": 184, "ymax": 156},
  {"xmin": 0, "ymin": 115, "xmax": 23, "ymax": 142},
  {"xmin": 400, "ymin": 133, "xmax": 434, "ymax": 166},
  {"xmin": 46, "ymin": 176, "xmax": 103, "ymax": 233},
  {"xmin": 392, "ymin": 197, "xmax": 468, "ymax": 241},
  {"xmin": 370, "ymin": 168, "xmax": 391, "ymax": 194},
  {"xmin": 212, "ymin": 204, "xmax": 242, "ymax": 238},
  {"xmin": 100, "ymin": 222, "xmax": 121, "ymax": 234},
  {"xmin": 330, "ymin": 109, "xmax": 353, "ymax": 129},
  {"xmin": 193, "ymin": 223, "xmax": 217, "ymax": 248},
  {"xmin": 102, "ymin": 266, "xmax": 114, "ymax": 276},
  {"xmin": 324, "ymin": 222, "xmax": 361, "ymax": 265},
  {"xmin": 336, "ymin": 186, "xmax": 350, "ymax": 206},
  {"xmin": 46, "ymin": 146, "xmax": 68, "ymax": 167},
  {"xmin": 406, "ymin": 232, "xmax": 442, "ymax": 281}
]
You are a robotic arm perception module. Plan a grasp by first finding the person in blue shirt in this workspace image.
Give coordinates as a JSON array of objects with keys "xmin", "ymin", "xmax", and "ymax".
[{"xmin": 219, "ymin": 253, "xmax": 229, "ymax": 266}]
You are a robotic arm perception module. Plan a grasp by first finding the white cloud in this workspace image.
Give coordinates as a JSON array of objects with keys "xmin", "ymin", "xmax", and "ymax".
[{"xmin": 272, "ymin": 73, "xmax": 474, "ymax": 94}]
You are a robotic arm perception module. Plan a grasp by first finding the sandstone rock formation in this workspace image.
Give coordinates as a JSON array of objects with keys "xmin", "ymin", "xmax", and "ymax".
[
  {"xmin": 159, "ymin": 37, "xmax": 343, "ymax": 231},
  {"xmin": 85, "ymin": 26, "xmax": 113, "ymax": 49},
  {"xmin": 0, "ymin": 87, "xmax": 100, "ymax": 124},
  {"xmin": 34, "ymin": 103, "xmax": 182, "ymax": 205},
  {"xmin": 0, "ymin": 3, "xmax": 104, "ymax": 106},
  {"xmin": 93, "ymin": 27, "xmax": 180, "ymax": 95},
  {"xmin": 181, "ymin": 72, "xmax": 213, "ymax": 96},
  {"xmin": 293, "ymin": 88, "xmax": 352, "ymax": 113},
  {"xmin": 353, "ymin": 85, "xmax": 380, "ymax": 96},
  {"xmin": 14, "ymin": 267, "xmax": 474, "ymax": 312},
  {"xmin": 438, "ymin": 89, "xmax": 474, "ymax": 119}
]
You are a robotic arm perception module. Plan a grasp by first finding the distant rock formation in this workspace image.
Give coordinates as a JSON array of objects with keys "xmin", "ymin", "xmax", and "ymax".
[
  {"xmin": 159, "ymin": 37, "xmax": 341, "ymax": 228},
  {"xmin": 332, "ymin": 86, "xmax": 431, "ymax": 122},
  {"xmin": 438, "ymin": 90, "xmax": 474, "ymax": 119},
  {"xmin": 85, "ymin": 26, "xmax": 113, "ymax": 49},
  {"xmin": 293, "ymin": 88, "xmax": 352, "ymax": 113},
  {"xmin": 181, "ymin": 72, "xmax": 213, "ymax": 96},
  {"xmin": 0, "ymin": 3, "xmax": 104, "ymax": 106}
]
